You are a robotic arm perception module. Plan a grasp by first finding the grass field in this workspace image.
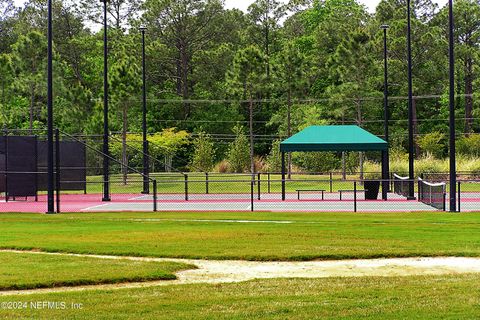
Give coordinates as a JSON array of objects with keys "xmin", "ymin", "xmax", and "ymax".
[
  {"xmin": 0, "ymin": 252, "xmax": 192, "ymax": 290},
  {"xmin": 1, "ymin": 211, "xmax": 480, "ymax": 319},
  {"xmin": 0, "ymin": 275, "xmax": 479, "ymax": 319},
  {"xmin": 1, "ymin": 212, "xmax": 480, "ymax": 260}
]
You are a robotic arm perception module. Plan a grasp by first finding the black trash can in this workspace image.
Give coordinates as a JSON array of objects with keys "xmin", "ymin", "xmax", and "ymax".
[{"xmin": 364, "ymin": 180, "xmax": 380, "ymax": 200}]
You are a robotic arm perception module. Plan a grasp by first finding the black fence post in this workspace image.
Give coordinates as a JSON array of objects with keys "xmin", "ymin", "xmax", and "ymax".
[
  {"xmin": 330, "ymin": 172, "xmax": 333, "ymax": 193},
  {"xmin": 84, "ymin": 145, "xmax": 87, "ymax": 194},
  {"xmin": 55, "ymin": 129, "xmax": 60, "ymax": 213},
  {"xmin": 354, "ymin": 181, "xmax": 357, "ymax": 213},
  {"xmin": 281, "ymin": 152, "xmax": 286, "ymax": 201},
  {"xmin": 418, "ymin": 179, "xmax": 422, "ymax": 202},
  {"xmin": 153, "ymin": 179, "xmax": 157, "ymax": 212},
  {"xmin": 457, "ymin": 181, "xmax": 461, "ymax": 213},
  {"xmin": 4, "ymin": 135, "xmax": 7, "ymax": 202},
  {"xmin": 267, "ymin": 172, "xmax": 271, "ymax": 194},
  {"xmin": 251, "ymin": 179, "xmax": 254, "ymax": 212},
  {"xmin": 257, "ymin": 173, "xmax": 261, "ymax": 200},
  {"xmin": 205, "ymin": 172, "xmax": 209, "ymax": 194},
  {"xmin": 35, "ymin": 135, "xmax": 38, "ymax": 202},
  {"xmin": 184, "ymin": 174, "xmax": 188, "ymax": 201},
  {"xmin": 390, "ymin": 172, "xmax": 393, "ymax": 192},
  {"xmin": 443, "ymin": 192, "xmax": 446, "ymax": 212}
]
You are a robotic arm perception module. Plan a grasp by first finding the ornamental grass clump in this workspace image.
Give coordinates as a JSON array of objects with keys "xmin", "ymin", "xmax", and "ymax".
[{"xmin": 415, "ymin": 156, "xmax": 448, "ymax": 177}]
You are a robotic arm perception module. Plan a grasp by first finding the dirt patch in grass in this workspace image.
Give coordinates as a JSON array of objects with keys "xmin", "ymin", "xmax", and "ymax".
[{"xmin": 1, "ymin": 250, "xmax": 480, "ymax": 296}]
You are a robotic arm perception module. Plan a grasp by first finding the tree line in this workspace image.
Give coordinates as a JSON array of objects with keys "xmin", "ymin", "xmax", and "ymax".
[{"xmin": 0, "ymin": 0, "xmax": 479, "ymax": 173}]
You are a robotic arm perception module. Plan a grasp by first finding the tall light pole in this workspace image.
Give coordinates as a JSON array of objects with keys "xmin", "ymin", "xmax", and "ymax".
[
  {"xmin": 381, "ymin": 24, "xmax": 390, "ymax": 194},
  {"xmin": 47, "ymin": 0, "xmax": 54, "ymax": 213},
  {"xmin": 407, "ymin": 0, "xmax": 415, "ymax": 200},
  {"xmin": 101, "ymin": 0, "xmax": 110, "ymax": 202},
  {"xmin": 448, "ymin": 0, "xmax": 457, "ymax": 212},
  {"xmin": 140, "ymin": 26, "xmax": 149, "ymax": 194}
]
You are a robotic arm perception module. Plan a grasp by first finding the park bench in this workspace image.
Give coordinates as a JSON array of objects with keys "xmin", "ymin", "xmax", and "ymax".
[{"xmin": 296, "ymin": 189, "xmax": 326, "ymax": 200}]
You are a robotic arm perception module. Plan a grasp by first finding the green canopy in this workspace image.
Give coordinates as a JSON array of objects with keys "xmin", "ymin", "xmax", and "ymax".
[{"xmin": 280, "ymin": 125, "xmax": 388, "ymax": 152}]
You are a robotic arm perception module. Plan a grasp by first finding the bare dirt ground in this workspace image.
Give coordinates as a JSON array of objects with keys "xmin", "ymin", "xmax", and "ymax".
[{"xmin": 2, "ymin": 250, "xmax": 480, "ymax": 296}]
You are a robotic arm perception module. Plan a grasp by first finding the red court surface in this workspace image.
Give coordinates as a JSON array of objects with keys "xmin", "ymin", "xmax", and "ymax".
[
  {"xmin": 0, "ymin": 194, "xmax": 151, "ymax": 213},
  {"xmin": 1, "ymin": 192, "xmax": 478, "ymax": 213}
]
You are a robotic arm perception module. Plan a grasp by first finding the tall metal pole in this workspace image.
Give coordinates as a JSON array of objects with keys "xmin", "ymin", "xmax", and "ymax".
[
  {"xmin": 47, "ymin": 0, "xmax": 54, "ymax": 213},
  {"xmin": 140, "ymin": 27, "xmax": 149, "ymax": 194},
  {"xmin": 381, "ymin": 25, "xmax": 390, "ymax": 193},
  {"xmin": 101, "ymin": 0, "xmax": 110, "ymax": 202},
  {"xmin": 448, "ymin": 0, "xmax": 457, "ymax": 212},
  {"xmin": 407, "ymin": 0, "xmax": 415, "ymax": 200}
]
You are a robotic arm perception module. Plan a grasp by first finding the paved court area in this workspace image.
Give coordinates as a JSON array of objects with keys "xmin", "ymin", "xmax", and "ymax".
[
  {"xmin": 85, "ymin": 192, "xmax": 444, "ymax": 212},
  {"xmin": 0, "ymin": 191, "xmax": 478, "ymax": 213}
]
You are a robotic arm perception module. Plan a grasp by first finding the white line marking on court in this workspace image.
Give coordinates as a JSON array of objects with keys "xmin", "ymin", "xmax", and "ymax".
[
  {"xmin": 129, "ymin": 195, "xmax": 150, "ymax": 201},
  {"xmin": 81, "ymin": 204, "xmax": 111, "ymax": 211}
]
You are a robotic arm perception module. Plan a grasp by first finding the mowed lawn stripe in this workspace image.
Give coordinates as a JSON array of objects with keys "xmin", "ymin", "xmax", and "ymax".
[
  {"xmin": 0, "ymin": 275, "xmax": 479, "ymax": 319},
  {"xmin": 0, "ymin": 252, "xmax": 194, "ymax": 291},
  {"xmin": 0, "ymin": 212, "xmax": 479, "ymax": 260}
]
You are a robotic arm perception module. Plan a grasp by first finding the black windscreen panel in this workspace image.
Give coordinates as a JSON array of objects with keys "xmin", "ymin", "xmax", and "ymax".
[
  {"xmin": 36, "ymin": 140, "xmax": 48, "ymax": 191},
  {"xmin": 37, "ymin": 141, "xmax": 86, "ymax": 191},
  {"xmin": 59, "ymin": 141, "xmax": 86, "ymax": 191},
  {"xmin": 6, "ymin": 136, "xmax": 37, "ymax": 197},
  {"xmin": 0, "ymin": 136, "xmax": 5, "ymax": 193}
]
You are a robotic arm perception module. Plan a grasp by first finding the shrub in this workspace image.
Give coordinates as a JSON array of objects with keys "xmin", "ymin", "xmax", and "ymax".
[
  {"xmin": 214, "ymin": 160, "xmax": 231, "ymax": 173},
  {"xmin": 363, "ymin": 161, "xmax": 381, "ymax": 179},
  {"xmin": 417, "ymin": 131, "xmax": 446, "ymax": 158},
  {"xmin": 342, "ymin": 152, "xmax": 359, "ymax": 174},
  {"xmin": 457, "ymin": 135, "xmax": 480, "ymax": 157},
  {"xmin": 189, "ymin": 132, "xmax": 215, "ymax": 172},
  {"xmin": 293, "ymin": 152, "xmax": 340, "ymax": 173},
  {"xmin": 227, "ymin": 125, "xmax": 250, "ymax": 173},
  {"xmin": 254, "ymin": 156, "xmax": 266, "ymax": 173},
  {"xmin": 265, "ymin": 140, "xmax": 282, "ymax": 172}
]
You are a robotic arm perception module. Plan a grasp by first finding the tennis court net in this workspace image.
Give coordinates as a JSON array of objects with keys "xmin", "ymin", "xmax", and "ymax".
[
  {"xmin": 418, "ymin": 178, "xmax": 446, "ymax": 211},
  {"xmin": 393, "ymin": 174, "xmax": 409, "ymax": 197}
]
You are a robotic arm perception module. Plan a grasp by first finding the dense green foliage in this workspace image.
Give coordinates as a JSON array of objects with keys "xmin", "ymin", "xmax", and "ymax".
[{"xmin": 1, "ymin": 0, "xmax": 479, "ymax": 172}]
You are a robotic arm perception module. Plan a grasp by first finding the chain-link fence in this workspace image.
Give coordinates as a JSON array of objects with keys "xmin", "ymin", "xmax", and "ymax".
[{"xmin": 0, "ymin": 129, "xmax": 478, "ymax": 213}]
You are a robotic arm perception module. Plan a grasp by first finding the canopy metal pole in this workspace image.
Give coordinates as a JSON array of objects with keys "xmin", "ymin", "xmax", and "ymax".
[
  {"xmin": 281, "ymin": 152, "xmax": 285, "ymax": 201},
  {"xmin": 381, "ymin": 150, "xmax": 388, "ymax": 200}
]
